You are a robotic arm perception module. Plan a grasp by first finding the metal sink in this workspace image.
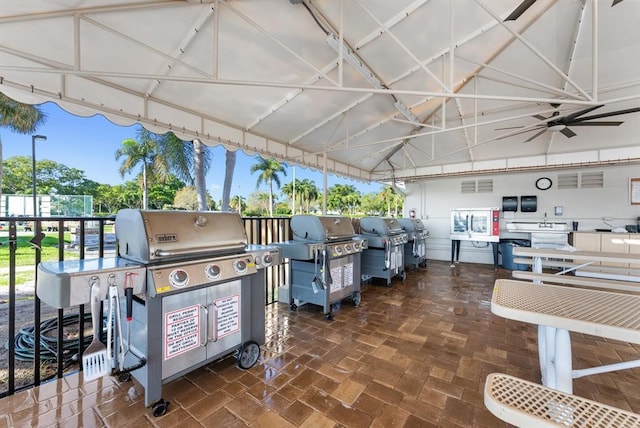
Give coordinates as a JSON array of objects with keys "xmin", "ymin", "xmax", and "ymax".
[{"xmin": 505, "ymin": 221, "xmax": 568, "ymax": 233}]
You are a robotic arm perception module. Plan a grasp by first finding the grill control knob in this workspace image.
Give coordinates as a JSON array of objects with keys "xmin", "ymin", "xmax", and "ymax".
[
  {"xmin": 233, "ymin": 259, "xmax": 247, "ymax": 274},
  {"xmin": 263, "ymin": 253, "xmax": 273, "ymax": 265},
  {"xmin": 205, "ymin": 264, "xmax": 221, "ymax": 280},
  {"xmin": 169, "ymin": 269, "xmax": 189, "ymax": 287},
  {"xmin": 335, "ymin": 246, "xmax": 342, "ymax": 255},
  {"xmin": 195, "ymin": 215, "xmax": 207, "ymax": 227},
  {"xmin": 353, "ymin": 242, "xmax": 360, "ymax": 251},
  {"xmin": 345, "ymin": 244, "xmax": 352, "ymax": 253}
]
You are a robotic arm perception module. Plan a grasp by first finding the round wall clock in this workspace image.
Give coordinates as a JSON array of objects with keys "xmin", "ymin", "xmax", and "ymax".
[{"xmin": 535, "ymin": 177, "xmax": 552, "ymax": 190}]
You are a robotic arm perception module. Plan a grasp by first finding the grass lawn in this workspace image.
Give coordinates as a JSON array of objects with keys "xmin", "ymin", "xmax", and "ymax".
[{"xmin": 0, "ymin": 232, "xmax": 79, "ymax": 287}]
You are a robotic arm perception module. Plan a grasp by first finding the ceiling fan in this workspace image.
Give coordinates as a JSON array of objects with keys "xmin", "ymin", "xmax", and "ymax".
[
  {"xmin": 496, "ymin": 105, "xmax": 640, "ymax": 143},
  {"xmin": 505, "ymin": 0, "xmax": 624, "ymax": 21}
]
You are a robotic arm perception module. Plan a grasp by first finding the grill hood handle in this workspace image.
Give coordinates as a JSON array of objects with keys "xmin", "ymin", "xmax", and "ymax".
[
  {"xmin": 293, "ymin": 231, "xmax": 309, "ymax": 240},
  {"xmin": 154, "ymin": 244, "xmax": 245, "ymax": 258}
]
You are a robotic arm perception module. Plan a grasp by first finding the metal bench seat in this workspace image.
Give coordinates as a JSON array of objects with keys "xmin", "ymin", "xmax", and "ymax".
[{"xmin": 485, "ymin": 373, "xmax": 640, "ymax": 427}]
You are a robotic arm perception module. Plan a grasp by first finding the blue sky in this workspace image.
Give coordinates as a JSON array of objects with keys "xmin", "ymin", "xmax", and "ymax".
[{"xmin": 1, "ymin": 102, "xmax": 383, "ymax": 202}]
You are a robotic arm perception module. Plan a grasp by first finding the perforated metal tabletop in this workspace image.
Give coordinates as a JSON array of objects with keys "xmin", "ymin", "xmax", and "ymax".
[{"xmin": 492, "ymin": 279, "xmax": 640, "ymax": 344}]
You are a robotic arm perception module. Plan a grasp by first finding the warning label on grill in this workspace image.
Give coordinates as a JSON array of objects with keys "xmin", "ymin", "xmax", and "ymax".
[
  {"xmin": 165, "ymin": 305, "xmax": 200, "ymax": 359},
  {"xmin": 215, "ymin": 294, "xmax": 240, "ymax": 338}
]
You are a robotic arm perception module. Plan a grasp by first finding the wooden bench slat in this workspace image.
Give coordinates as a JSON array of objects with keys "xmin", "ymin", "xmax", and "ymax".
[{"xmin": 485, "ymin": 373, "xmax": 640, "ymax": 427}]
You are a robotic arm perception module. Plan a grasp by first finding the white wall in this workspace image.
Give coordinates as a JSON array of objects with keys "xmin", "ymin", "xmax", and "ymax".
[{"xmin": 404, "ymin": 164, "xmax": 640, "ymax": 265}]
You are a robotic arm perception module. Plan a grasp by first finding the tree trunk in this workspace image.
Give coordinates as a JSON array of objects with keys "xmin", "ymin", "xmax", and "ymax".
[
  {"xmin": 221, "ymin": 149, "xmax": 237, "ymax": 211},
  {"xmin": 268, "ymin": 179, "xmax": 274, "ymax": 217},
  {"xmin": 142, "ymin": 164, "xmax": 148, "ymax": 210},
  {"xmin": 193, "ymin": 139, "xmax": 207, "ymax": 210},
  {"xmin": 0, "ymin": 135, "xmax": 3, "ymax": 209}
]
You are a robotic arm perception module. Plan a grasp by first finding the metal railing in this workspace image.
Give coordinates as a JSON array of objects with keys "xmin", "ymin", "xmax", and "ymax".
[{"xmin": 0, "ymin": 214, "xmax": 290, "ymax": 398}]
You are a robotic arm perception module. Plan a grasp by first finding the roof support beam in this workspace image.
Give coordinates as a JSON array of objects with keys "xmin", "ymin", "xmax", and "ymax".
[
  {"xmin": 143, "ymin": 4, "xmax": 216, "ymax": 97},
  {"xmin": 1, "ymin": 62, "xmax": 611, "ymax": 107},
  {"xmin": 222, "ymin": 2, "xmax": 338, "ymax": 87},
  {"xmin": 474, "ymin": 0, "xmax": 592, "ymax": 101},
  {"xmin": 353, "ymin": 0, "xmax": 447, "ymax": 92}
]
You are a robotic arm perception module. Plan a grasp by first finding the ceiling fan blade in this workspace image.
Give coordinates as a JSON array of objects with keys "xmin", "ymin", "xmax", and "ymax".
[
  {"xmin": 565, "ymin": 121, "xmax": 624, "ymax": 126},
  {"xmin": 570, "ymin": 107, "xmax": 640, "ymax": 122},
  {"xmin": 532, "ymin": 114, "xmax": 548, "ymax": 121},
  {"xmin": 496, "ymin": 126, "xmax": 545, "ymax": 140},
  {"xmin": 612, "ymin": 0, "xmax": 624, "ymax": 5},
  {"xmin": 560, "ymin": 105, "xmax": 604, "ymax": 122},
  {"xmin": 524, "ymin": 129, "xmax": 547, "ymax": 143},
  {"xmin": 495, "ymin": 126, "xmax": 526, "ymax": 130},
  {"xmin": 505, "ymin": 0, "xmax": 537, "ymax": 21},
  {"xmin": 559, "ymin": 127, "xmax": 577, "ymax": 138}
]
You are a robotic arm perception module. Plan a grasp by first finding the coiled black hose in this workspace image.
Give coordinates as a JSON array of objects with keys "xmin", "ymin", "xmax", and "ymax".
[
  {"xmin": 7, "ymin": 313, "xmax": 146, "ymax": 377},
  {"xmin": 8, "ymin": 313, "xmax": 97, "ymax": 363}
]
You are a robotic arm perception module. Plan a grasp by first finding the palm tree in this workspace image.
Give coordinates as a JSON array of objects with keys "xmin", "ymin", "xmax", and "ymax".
[
  {"xmin": 377, "ymin": 185, "xmax": 396, "ymax": 217},
  {"xmin": 0, "ymin": 93, "xmax": 47, "ymax": 201},
  {"xmin": 281, "ymin": 179, "xmax": 301, "ymax": 214},
  {"xmin": 249, "ymin": 157, "xmax": 287, "ymax": 217},
  {"xmin": 115, "ymin": 127, "xmax": 169, "ymax": 209},
  {"xmin": 298, "ymin": 178, "xmax": 319, "ymax": 213},
  {"xmin": 229, "ymin": 194, "xmax": 245, "ymax": 214},
  {"xmin": 221, "ymin": 149, "xmax": 237, "ymax": 211},
  {"xmin": 159, "ymin": 134, "xmax": 211, "ymax": 210}
]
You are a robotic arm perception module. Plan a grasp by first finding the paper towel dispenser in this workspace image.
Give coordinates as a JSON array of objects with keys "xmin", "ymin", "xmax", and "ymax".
[
  {"xmin": 520, "ymin": 195, "xmax": 537, "ymax": 212},
  {"xmin": 502, "ymin": 196, "xmax": 518, "ymax": 212}
]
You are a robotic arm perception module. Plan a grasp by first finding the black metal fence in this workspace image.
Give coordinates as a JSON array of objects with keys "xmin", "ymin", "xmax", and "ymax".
[{"xmin": 0, "ymin": 214, "xmax": 290, "ymax": 398}]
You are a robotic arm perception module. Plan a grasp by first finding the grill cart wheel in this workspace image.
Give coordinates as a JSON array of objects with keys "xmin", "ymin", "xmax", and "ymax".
[
  {"xmin": 237, "ymin": 341, "xmax": 260, "ymax": 369},
  {"xmin": 352, "ymin": 291, "xmax": 361, "ymax": 307},
  {"xmin": 401, "ymin": 271, "xmax": 407, "ymax": 281},
  {"xmin": 290, "ymin": 303, "xmax": 298, "ymax": 311},
  {"xmin": 419, "ymin": 261, "xmax": 427, "ymax": 268},
  {"xmin": 152, "ymin": 399, "xmax": 170, "ymax": 417},
  {"xmin": 325, "ymin": 313, "xmax": 334, "ymax": 321}
]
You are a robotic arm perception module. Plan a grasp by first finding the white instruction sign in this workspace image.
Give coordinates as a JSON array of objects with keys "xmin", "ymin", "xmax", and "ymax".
[
  {"xmin": 344, "ymin": 263, "xmax": 354, "ymax": 287},
  {"xmin": 165, "ymin": 305, "xmax": 200, "ymax": 359},
  {"xmin": 215, "ymin": 294, "xmax": 240, "ymax": 338},
  {"xmin": 330, "ymin": 266, "xmax": 342, "ymax": 292}
]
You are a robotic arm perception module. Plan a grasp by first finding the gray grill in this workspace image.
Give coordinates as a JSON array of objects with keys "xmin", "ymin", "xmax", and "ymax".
[
  {"xmin": 37, "ymin": 209, "xmax": 280, "ymax": 416},
  {"xmin": 358, "ymin": 217, "xmax": 408, "ymax": 286},
  {"xmin": 398, "ymin": 218, "xmax": 429, "ymax": 270},
  {"xmin": 274, "ymin": 215, "xmax": 367, "ymax": 320}
]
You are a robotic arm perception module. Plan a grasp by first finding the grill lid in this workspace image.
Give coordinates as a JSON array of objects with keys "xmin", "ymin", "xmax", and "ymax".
[
  {"xmin": 115, "ymin": 209, "xmax": 248, "ymax": 263},
  {"xmin": 359, "ymin": 217, "xmax": 404, "ymax": 236},
  {"xmin": 397, "ymin": 218, "xmax": 426, "ymax": 232},
  {"xmin": 290, "ymin": 215, "xmax": 355, "ymax": 242}
]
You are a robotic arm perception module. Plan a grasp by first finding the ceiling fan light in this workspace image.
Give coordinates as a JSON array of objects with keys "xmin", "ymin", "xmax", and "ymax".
[{"xmin": 548, "ymin": 124, "xmax": 566, "ymax": 132}]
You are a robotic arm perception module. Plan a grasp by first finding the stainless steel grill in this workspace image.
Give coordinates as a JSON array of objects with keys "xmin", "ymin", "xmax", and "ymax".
[
  {"xmin": 358, "ymin": 217, "xmax": 408, "ymax": 286},
  {"xmin": 37, "ymin": 209, "xmax": 280, "ymax": 417},
  {"xmin": 398, "ymin": 218, "xmax": 429, "ymax": 270},
  {"xmin": 274, "ymin": 215, "xmax": 367, "ymax": 320}
]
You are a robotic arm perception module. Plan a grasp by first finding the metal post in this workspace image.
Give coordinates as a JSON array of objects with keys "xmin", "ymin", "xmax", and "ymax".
[{"xmin": 31, "ymin": 135, "xmax": 47, "ymax": 217}]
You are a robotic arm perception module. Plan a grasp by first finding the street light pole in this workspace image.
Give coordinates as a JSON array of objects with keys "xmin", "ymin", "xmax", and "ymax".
[{"xmin": 31, "ymin": 134, "xmax": 47, "ymax": 217}]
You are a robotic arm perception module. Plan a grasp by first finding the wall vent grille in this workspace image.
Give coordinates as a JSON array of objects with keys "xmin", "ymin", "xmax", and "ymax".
[
  {"xmin": 558, "ymin": 173, "xmax": 579, "ymax": 189},
  {"xmin": 461, "ymin": 179, "xmax": 494, "ymax": 193},
  {"xmin": 461, "ymin": 180, "xmax": 476, "ymax": 193},
  {"xmin": 580, "ymin": 171, "xmax": 604, "ymax": 188},
  {"xmin": 477, "ymin": 179, "xmax": 494, "ymax": 193}
]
